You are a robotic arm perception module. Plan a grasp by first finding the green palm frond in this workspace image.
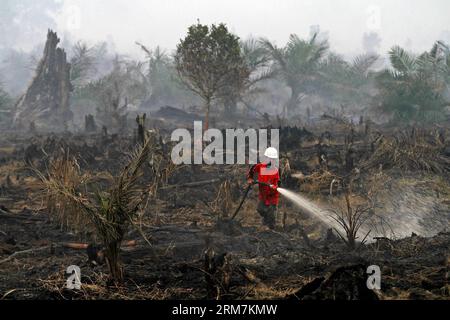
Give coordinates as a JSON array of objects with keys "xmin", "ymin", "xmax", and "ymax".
[
  {"xmin": 350, "ymin": 54, "xmax": 378, "ymax": 77},
  {"xmin": 436, "ymin": 41, "xmax": 450, "ymax": 78},
  {"xmin": 389, "ymin": 46, "xmax": 418, "ymax": 75},
  {"xmin": 112, "ymin": 138, "xmax": 152, "ymax": 214},
  {"xmin": 259, "ymin": 37, "xmax": 287, "ymax": 69},
  {"xmin": 260, "ymin": 33, "xmax": 329, "ymax": 113},
  {"xmin": 241, "ymin": 38, "xmax": 270, "ymax": 68},
  {"xmin": 377, "ymin": 43, "xmax": 449, "ymax": 123},
  {"xmin": 430, "ymin": 42, "xmax": 440, "ymax": 58},
  {"xmin": 240, "ymin": 38, "xmax": 274, "ymax": 86}
]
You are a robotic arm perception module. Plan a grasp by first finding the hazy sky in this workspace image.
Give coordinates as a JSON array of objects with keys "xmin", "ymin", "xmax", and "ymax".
[{"xmin": 20, "ymin": 0, "xmax": 450, "ymax": 57}]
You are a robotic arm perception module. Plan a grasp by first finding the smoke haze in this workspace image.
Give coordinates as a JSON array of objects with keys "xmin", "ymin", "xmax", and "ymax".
[{"xmin": 2, "ymin": 0, "xmax": 450, "ymax": 57}]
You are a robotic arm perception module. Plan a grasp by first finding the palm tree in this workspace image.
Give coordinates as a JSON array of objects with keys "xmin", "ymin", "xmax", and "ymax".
[
  {"xmin": 137, "ymin": 43, "xmax": 199, "ymax": 108},
  {"xmin": 432, "ymin": 41, "xmax": 450, "ymax": 87},
  {"xmin": 219, "ymin": 38, "xmax": 274, "ymax": 115},
  {"xmin": 260, "ymin": 33, "xmax": 329, "ymax": 115},
  {"xmin": 376, "ymin": 43, "xmax": 449, "ymax": 123},
  {"xmin": 319, "ymin": 53, "xmax": 378, "ymax": 108},
  {"xmin": 38, "ymin": 138, "xmax": 153, "ymax": 284},
  {"xmin": 148, "ymin": 47, "xmax": 179, "ymax": 106},
  {"xmin": 137, "ymin": 43, "xmax": 172, "ymax": 103},
  {"xmin": 240, "ymin": 38, "xmax": 275, "ymax": 89}
]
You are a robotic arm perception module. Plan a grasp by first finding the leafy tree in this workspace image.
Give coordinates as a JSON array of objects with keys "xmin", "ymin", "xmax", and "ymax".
[
  {"xmin": 175, "ymin": 22, "xmax": 247, "ymax": 129},
  {"xmin": 261, "ymin": 33, "xmax": 329, "ymax": 115},
  {"xmin": 376, "ymin": 43, "xmax": 450, "ymax": 123}
]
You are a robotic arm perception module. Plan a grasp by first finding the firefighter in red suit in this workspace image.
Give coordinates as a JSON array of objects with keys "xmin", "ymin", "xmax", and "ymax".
[{"xmin": 247, "ymin": 147, "xmax": 280, "ymax": 229}]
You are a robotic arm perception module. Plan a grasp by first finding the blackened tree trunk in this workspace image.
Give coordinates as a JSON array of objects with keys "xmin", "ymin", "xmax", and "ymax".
[
  {"xmin": 14, "ymin": 30, "xmax": 72, "ymax": 132},
  {"xmin": 85, "ymin": 114, "xmax": 97, "ymax": 133},
  {"xmin": 135, "ymin": 114, "xmax": 147, "ymax": 145}
]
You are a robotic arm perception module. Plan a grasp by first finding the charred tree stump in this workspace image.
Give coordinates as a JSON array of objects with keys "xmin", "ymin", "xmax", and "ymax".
[
  {"xmin": 204, "ymin": 248, "xmax": 233, "ymax": 300},
  {"xmin": 84, "ymin": 114, "xmax": 97, "ymax": 133},
  {"xmin": 288, "ymin": 264, "xmax": 379, "ymax": 300},
  {"xmin": 345, "ymin": 146, "xmax": 355, "ymax": 171},
  {"xmin": 307, "ymin": 107, "xmax": 311, "ymax": 125},
  {"xmin": 14, "ymin": 30, "xmax": 72, "ymax": 132},
  {"xmin": 135, "ymin": 113, "xmax": 147, "ymax": 145},
  {"xmin": 365, "ymin": 119, "xmax": 372, "ymax": 137}
]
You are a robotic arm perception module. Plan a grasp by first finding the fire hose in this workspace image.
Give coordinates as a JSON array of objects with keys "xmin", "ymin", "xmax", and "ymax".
[{"xmin": 230, "ymin": 181, "xmax": 277, "ymax": 221}]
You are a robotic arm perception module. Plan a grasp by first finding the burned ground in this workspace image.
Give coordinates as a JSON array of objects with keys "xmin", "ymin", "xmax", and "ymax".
[{"xmin": 0, "ymin": 119, "xmax": 449, "ymax": 300}]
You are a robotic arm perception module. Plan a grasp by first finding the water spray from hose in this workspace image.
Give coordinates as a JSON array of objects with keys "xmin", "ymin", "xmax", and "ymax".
[
  {"xmin": 276, "ymin": 188, "xmax": 339, "ymax": 230},
  {"xmin": 232, "ymin": 181, "xmax": 339, "ymax": 231}
]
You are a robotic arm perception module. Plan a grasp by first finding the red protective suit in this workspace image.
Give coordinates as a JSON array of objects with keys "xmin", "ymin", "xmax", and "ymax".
[{"xmin": 247, "ymin": 163, "xmax": 280, "ymax": 206}]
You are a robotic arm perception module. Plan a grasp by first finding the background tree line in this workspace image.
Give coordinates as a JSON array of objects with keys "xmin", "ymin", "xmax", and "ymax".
[{"xmin": 1, "ymin": 22, "xmax": 449, "ymax": 129}]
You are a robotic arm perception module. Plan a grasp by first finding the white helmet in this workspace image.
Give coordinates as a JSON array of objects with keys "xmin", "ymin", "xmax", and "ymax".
[{"xmin": 264, "ymin": 147, "xmax": 279, "ymax": 159}]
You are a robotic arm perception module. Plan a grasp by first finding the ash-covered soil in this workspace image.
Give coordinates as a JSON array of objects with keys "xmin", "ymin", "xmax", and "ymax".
[
  {"xmin": 0, "ymin": 206, "xmax": 448, "ymax": 300},
  {"xmin": 0, "ymin": 127, "xmax": 449, "ymax": 300}
]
